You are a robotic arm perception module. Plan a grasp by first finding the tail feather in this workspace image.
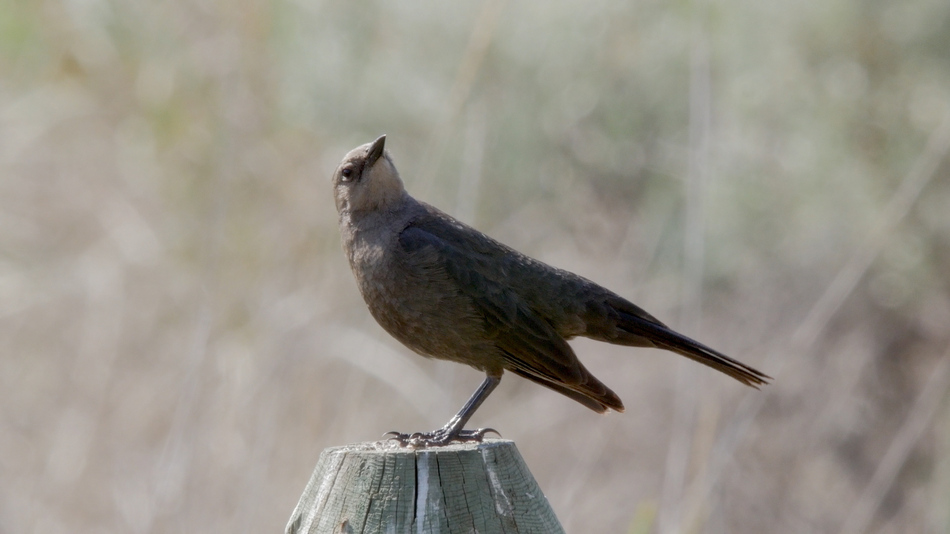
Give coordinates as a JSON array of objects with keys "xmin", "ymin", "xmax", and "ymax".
[{"xmin": 615, "ymin": 310, "xmax": 771, "ymax": 388}]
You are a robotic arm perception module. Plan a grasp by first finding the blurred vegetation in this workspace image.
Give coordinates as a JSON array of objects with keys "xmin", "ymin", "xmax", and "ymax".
[{"xmin": 2, "ymin": 0, "xmax": 949, "ymax": 532}]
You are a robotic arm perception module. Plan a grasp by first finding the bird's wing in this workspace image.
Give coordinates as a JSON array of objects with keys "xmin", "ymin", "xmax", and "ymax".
[{"xmin": 398, "ymin": 216, "xmax": 586, "ymax": 386}]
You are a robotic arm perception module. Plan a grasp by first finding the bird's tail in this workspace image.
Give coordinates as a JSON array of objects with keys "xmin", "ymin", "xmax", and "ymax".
[{"xmin": 612, "ymin": 305, "xmax": 771, "ymax": 388}]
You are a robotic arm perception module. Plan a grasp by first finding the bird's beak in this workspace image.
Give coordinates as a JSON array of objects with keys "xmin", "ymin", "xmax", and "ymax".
[{"xmin": 366, "ymin": 135, "xmax": 386, "ymax": 167}]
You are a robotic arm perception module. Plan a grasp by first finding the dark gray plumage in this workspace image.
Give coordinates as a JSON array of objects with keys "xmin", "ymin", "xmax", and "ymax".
[{"xmin": 333, "ymin": 135, "xmax": 770, "ymax": 446}]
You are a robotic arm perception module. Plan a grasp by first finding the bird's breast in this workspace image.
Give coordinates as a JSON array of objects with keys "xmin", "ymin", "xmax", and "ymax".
[{"xmin": 347, "ymin": 235, "xmax": 495, "ymax": 368}]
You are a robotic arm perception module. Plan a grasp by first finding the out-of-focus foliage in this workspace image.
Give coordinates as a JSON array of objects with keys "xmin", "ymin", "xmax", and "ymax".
[{"xmin": 2, "ymin": 0, "xmax": 949, "ymax": 532}]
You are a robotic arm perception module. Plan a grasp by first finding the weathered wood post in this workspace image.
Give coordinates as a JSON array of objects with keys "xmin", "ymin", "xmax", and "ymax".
[{"xmin": 286, "ymin": 438, "xmax": 564, "ymax": 534}]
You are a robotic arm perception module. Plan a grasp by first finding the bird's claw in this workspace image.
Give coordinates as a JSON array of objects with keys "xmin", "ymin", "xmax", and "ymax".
[{"xmin": 383, "ymin": 427, "xmax": 501, "ymax": 448}]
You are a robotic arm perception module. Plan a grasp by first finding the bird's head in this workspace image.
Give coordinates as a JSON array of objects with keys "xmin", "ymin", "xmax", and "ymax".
[{"xmin": 332, "ymin": 135, "xmax": 406, "ymax": 216}]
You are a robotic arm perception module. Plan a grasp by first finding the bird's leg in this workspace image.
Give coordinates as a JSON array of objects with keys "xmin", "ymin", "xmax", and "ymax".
[
  {"xmin": 386, "ymin": 374, "xmax": 502, "ymax": 447},
  {"xmin": 436, "ymin": 373, "xmax": 501, "ymax": 440}
]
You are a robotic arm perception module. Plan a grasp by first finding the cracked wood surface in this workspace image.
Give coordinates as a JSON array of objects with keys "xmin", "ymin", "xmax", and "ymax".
[{"xmin": 286, "ymin": 439, "xmax": 564, "ymax": 534}]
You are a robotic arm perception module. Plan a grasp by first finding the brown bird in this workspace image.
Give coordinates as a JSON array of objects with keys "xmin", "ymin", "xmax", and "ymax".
[{"xmin": 333, "ymin": 135, "xmax": 769, "ymax": 447}]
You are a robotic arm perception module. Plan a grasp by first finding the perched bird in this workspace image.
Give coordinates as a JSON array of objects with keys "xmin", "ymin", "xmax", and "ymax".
[{"xmin": 333, "ymin": 135, "xmax": 769, "ymax": 446}]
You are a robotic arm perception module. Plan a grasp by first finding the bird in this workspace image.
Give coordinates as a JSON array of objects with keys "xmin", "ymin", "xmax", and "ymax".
[{"xmin": 333, "ymin": 135, "xmax": 770, "ymax": 447}]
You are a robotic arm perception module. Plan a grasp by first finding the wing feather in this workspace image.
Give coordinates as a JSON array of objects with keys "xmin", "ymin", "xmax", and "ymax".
[{"xmin": 399, "ymin": 219, "xmax": 584, "ymax": 385}]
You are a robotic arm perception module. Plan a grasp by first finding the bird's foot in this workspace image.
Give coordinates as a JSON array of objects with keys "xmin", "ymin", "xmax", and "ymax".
[{"xmin": 383, "ymin": 427, "xmax": 500, "ymax": 448}]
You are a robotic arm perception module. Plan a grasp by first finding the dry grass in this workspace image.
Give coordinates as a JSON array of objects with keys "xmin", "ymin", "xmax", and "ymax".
[{"xmin": 2, "ymin": 0, "xmax": 950, "ymax": 532}]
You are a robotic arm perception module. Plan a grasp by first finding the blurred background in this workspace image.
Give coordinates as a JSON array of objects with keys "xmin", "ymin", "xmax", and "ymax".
[{"xmin": 2, "ymin": 0, "xmax": 950, "ymax": 532}]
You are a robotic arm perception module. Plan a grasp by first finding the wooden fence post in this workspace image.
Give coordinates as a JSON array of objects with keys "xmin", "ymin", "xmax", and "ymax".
[{"xmin": 286, "ymin": 438, "xmax": 565, "ymax": 534}]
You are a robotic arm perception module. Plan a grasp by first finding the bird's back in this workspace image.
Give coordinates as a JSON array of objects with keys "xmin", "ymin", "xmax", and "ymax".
[{"xmin": 403, "ymin": 203, "xmax": 667, "ymax": 343}]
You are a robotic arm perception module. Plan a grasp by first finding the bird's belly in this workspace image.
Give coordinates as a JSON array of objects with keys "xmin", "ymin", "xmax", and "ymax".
[{"xmin": 357, "ymin": 267, "xmax": 497, "ymax": 371}]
